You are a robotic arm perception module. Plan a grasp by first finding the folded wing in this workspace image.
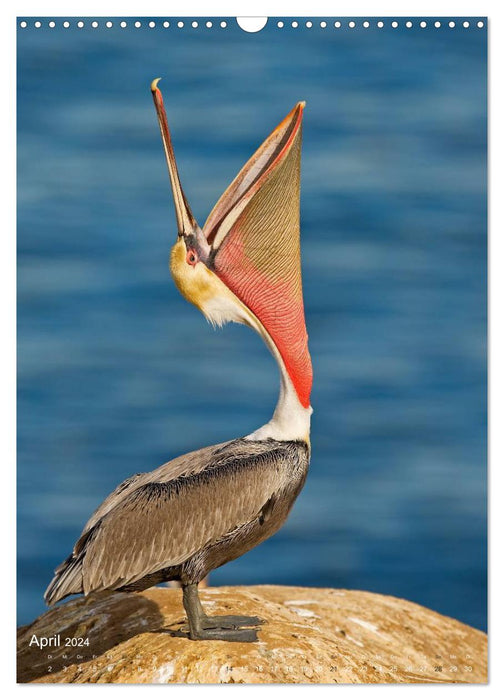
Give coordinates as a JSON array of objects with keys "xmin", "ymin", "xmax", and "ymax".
[{"xmin": 45, "ymin": 440, "xmax": 293, "ymax": 603}]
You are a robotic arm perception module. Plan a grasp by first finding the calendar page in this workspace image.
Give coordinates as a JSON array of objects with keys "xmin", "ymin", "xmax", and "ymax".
[{"xmin": 16, "ymin": 16, "xmax": 487, "ymax": 684}]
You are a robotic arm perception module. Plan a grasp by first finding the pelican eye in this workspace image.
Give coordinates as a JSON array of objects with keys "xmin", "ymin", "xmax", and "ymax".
[{"xmin": 186, "ymin": 249, "xmax": 198, "ymax": 266}]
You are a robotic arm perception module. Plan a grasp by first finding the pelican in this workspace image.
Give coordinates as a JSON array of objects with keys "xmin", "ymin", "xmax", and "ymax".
[{"xmin": 44, "ymin": 79, "xmax": 313, "ymax": 642}]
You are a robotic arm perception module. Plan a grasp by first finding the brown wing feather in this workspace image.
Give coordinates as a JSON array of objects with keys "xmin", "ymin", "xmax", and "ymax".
[
  {"xmin": 82, "ymin": 441, "xmax": 228, "ymax": 533},
  {"xmin": 46, "ymin": 440, "xmax": 294, "ymax": 602},
  {"xmin": 81, "ymin": 442, "xmax": 289, "ymax": 593}
]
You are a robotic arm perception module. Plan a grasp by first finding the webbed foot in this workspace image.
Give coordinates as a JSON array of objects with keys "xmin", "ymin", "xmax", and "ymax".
[
  {"xmin": 180, "ymin": 614, "xmax": 265, "ymax": 641},
  {"xmin": 181, "ymin": 583, "xmax": 265, "ymax": 643},
  {"xmin": 188, "ymin": 625, "xmax": 260, "ymax": 642}
]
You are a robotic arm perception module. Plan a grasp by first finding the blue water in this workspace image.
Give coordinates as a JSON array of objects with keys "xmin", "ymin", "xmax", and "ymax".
[{"xmin": 17, "ymin": 18, "xmax": 487, "ymax": 631}]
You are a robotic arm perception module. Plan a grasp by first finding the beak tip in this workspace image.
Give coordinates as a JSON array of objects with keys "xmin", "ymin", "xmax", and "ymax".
[
  {"xmin": 298, "ymin": 101, "xmax": 306, "ymax": 110},
  {"xmin": 151, "ymin": 77, "xmax": 162, "ymax": 93}
]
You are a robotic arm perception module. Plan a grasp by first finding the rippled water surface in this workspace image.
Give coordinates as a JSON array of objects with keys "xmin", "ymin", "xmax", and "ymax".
[{"xmin": 18, "ymin": 19, "xmax": 487, "ymax": 629}]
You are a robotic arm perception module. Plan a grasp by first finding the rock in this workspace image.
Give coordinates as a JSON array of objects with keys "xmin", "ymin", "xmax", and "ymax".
[{"xmin": 17, "ymin": 585, "xmax": 487, "ymax": 683}]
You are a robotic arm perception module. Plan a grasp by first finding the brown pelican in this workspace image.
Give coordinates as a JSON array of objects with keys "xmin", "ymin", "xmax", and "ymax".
[{"xmin": 44, "ymin": 79, "xmax": 313, "ymax": 642}]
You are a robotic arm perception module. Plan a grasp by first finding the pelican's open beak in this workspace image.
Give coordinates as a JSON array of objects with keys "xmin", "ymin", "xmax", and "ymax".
[{"xmin": 151, "ymin": 80, "xmax": 312, "ymax": 408}]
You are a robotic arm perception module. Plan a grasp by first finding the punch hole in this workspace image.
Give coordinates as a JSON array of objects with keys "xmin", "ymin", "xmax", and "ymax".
[{"xmin": 237, "ymin": 17, "xmax": 267, "ymax": 33}]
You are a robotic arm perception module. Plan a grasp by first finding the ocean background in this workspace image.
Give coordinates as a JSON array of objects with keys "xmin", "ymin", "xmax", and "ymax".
[{"xmin": 17, "ymin": 18, "xmax": 487, "ymax": 630}]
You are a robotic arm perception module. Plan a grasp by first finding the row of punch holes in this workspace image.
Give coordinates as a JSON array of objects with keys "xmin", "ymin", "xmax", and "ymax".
[{"xmin": 19, "ymin": 18, "xmax": 486, "ymax": 31}]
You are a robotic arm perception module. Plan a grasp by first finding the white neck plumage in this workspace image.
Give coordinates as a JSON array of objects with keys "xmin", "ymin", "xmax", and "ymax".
[{"xmin": 244, "ymin": 324, "xmax": 312, "ymax": 444}]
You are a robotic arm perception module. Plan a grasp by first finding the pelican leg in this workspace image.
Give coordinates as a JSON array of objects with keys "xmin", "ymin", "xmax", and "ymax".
[{"xmin": 182, "ymin": 583, "xmax": 263, "ymax": 642}]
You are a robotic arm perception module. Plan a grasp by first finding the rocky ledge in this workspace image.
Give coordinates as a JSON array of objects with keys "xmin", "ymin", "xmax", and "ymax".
[{"xmin": 17, "ymin": 585, "xmax": 487, "ymax": 684}]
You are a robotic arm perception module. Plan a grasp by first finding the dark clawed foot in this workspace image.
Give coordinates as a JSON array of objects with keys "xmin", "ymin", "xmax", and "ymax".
[
  {"xmin": 189, "ymin": 627, "xmax": 260, "ymax": 642},
  {"xmin": 180, "ymin": 615, "xmax": 265, "ymax": 642},
  {"xmin": 180, "ymin": 585, "xmax": 265, "ymax": 642}
]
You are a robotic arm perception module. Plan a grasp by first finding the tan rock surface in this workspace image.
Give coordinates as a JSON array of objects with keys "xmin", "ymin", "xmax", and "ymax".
[{"xmin": 17, "ymin": 585, "xmax": 487, "ymax": 684}]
